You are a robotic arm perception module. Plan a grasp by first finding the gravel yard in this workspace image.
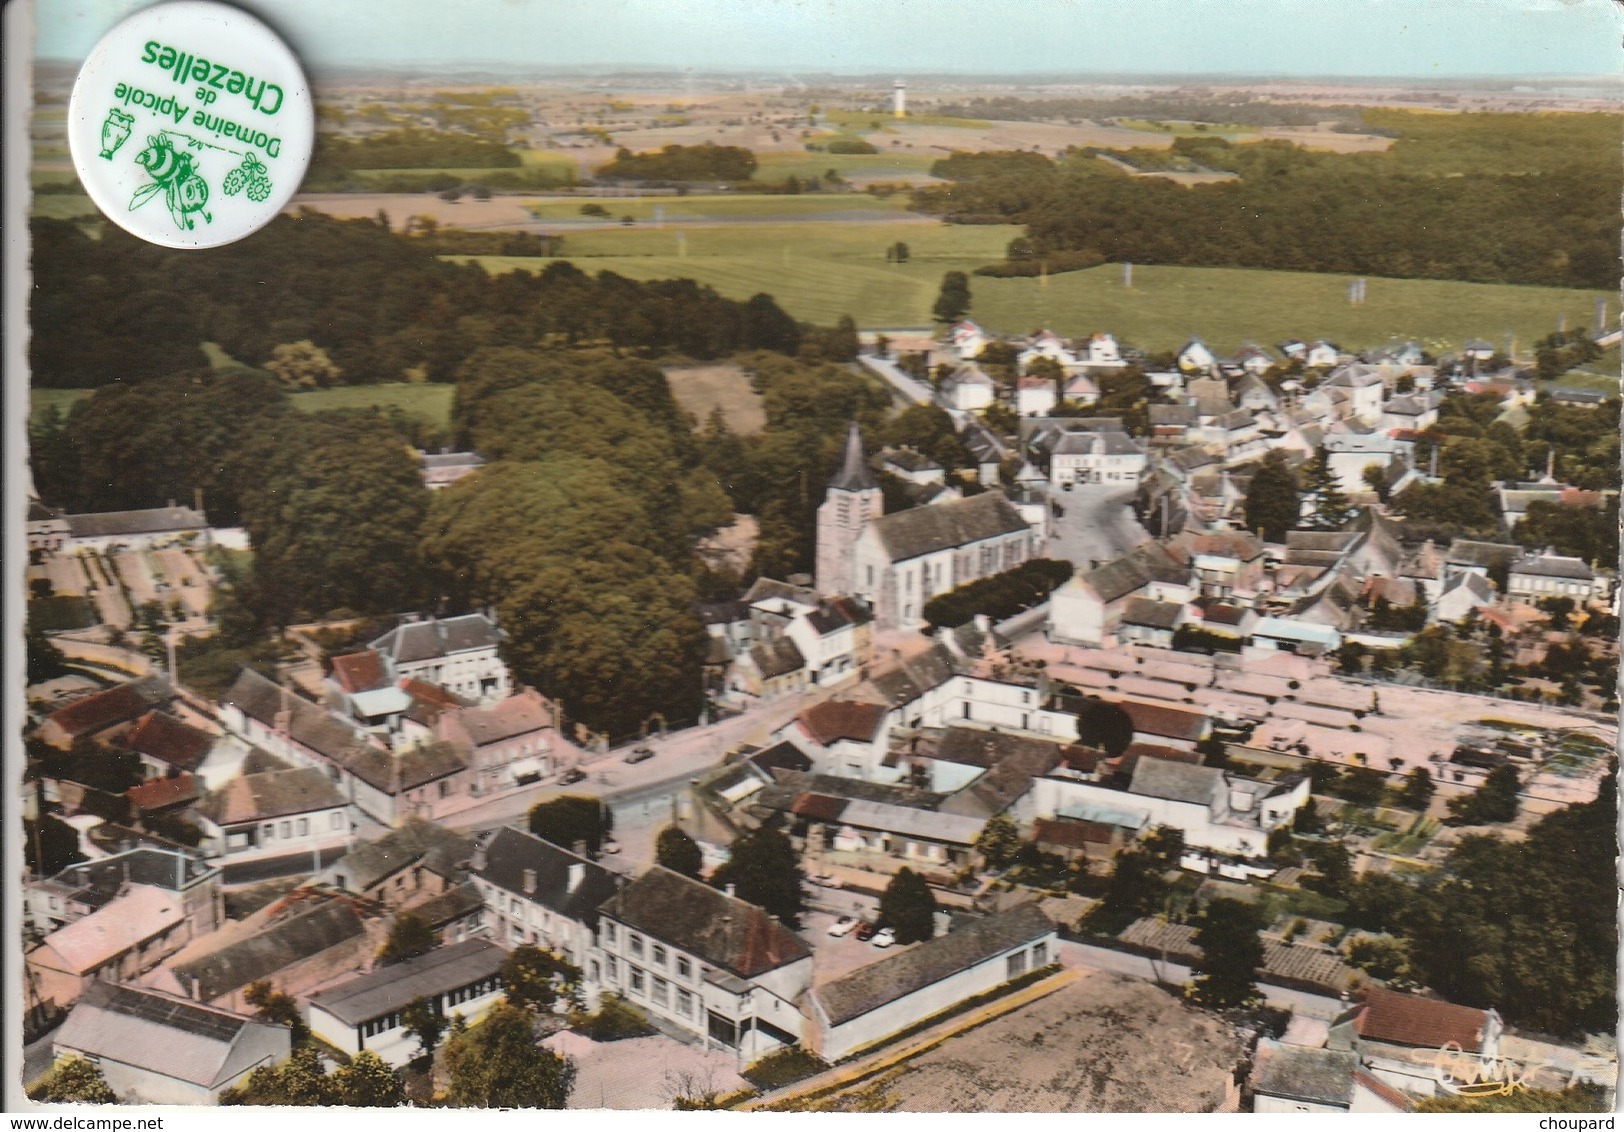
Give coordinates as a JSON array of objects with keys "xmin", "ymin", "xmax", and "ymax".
[{"xmin": 856, "ymin": 971, "xmax": 1245, "ymax": 1112}]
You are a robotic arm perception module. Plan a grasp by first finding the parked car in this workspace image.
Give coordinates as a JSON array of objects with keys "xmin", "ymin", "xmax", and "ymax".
[
  {"xmin": 624, "ymin": 746, "xmax": 655, "ymax": 764},
  {"xmin": 854, "ymin": 921, "xmax": 878, "ymax": 942},
  {"xmin": 558, "ymin": 768, "xmax": 587, "ymax": 785},
  {"xmin": 827, "ymin": 916, "xmax": 857, "ymax": 938},
  {"xmin": 872, "ymin": 927, "xmax": 897, "ymax": 948}
]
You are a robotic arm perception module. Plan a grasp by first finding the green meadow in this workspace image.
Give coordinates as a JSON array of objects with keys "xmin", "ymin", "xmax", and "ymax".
[
  {"xmin": 526, "ymin": 192, "xmax": 913, "ymax": 223},
  {"xmin": 458, "ymin": 219, "xmax": 1614, "ymax": 355}
]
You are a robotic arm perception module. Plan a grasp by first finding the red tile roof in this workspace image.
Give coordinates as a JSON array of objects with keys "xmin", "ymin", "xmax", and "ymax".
[
  {"xmin": 1033, "ymin": 817, "xmax": 1111, "ymax": 850},
  {"xmin": 47, "ymin": 684, "xmax": 152, "ymax": 739},
  {"xmin": 124, "ymin": 710, "xmax": 213, "ymax": 772},
  {"xmin": 790, "ymin": 792, "xmax": 848, "ymax": 823},
  {"xmin": 1351, "ymin": 1070, "xmax": 1415, "ymax": 1112},
  {"xmin": 1116, "ymin": 700, "xmax": 1211, "ymax": 743},
  {"xmin": 331, "ymin": 649, "xmax": 387, "ymax": 694},
  {"xmin": 127, "ymin": 773, "xmax": 199, "ymax": 812},
  {"xmin": 797, "ymin": 700, "xmax": 888, "ymax": 746},
  {"xmin": 1346, "ymin": 986, "xmax": 1493, "ymax": 1053}
]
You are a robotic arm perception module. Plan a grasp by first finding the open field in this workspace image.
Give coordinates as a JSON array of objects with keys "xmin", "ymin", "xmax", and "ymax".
[
  {"xmin": 525, "ymin": 192, "xmax": 913, "ymax": 223},
  {"xmin": 755, "ymin": 150, "xmax": 940, "ymax": 184},
  {"xmin": 288, "ymin": 383, "xmax": 454, "ymax": 428},
  {"xmin": 828, "ymin": 972, "xmax": 1244, "ymax": 1113},
  {"xmin": 663, "ymin": 364, "xmax": 765, "ymax": 433},
  {"xmin": 457, "ymin": 224, "xmax": 1615, "ymax": 353},
  {"xmin": 452, "ymin": 219, "xmax": 1016, "ymax": 328}
]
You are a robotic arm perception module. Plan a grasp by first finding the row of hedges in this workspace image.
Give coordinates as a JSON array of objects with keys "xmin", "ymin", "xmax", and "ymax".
[{"xmin": 922, "ymin": 558, "xmax": 1074, "ymax": 630}]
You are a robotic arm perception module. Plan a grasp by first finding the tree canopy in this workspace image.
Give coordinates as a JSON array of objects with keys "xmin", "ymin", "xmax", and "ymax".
[
  {"xmin": 878, "ymin": 868, "xmax": 938, "ymax": 944},
  {"xmin": 444, "ymin": 1002, "xmax": 577, "ymax": 1108},
  {"xmin": 1189, "ymin": 897, "xmax": 1265, "ymax": 1009},
  {"xmin": 710, "ymin": 824, "xmax": 805, "ymax": 928},
  {"xmin": 378, "ymin": 912, "xmax": 438, "ymax": 966},
  {"xmin": 655, "ymin": 825, "xmax": 704, "ymax": 879},
  {"xmin": 527, "ymin": 795, "xmax": 614, "ymax": 857},
  {"xmin": 1243, "ymin": 450, "xmax": 1302, "ymax": 542}
]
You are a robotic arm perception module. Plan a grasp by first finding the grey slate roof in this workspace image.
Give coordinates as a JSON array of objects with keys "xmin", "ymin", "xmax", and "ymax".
[
  {"xmin": 222, "ymin": 668, "xmax": 371, "ymax": 763},
  {"xmin": 50, "ymin": 847, "xmax": 215, "ymax": 900},
  {"xmin": 1444, "ymin": 539, "xmax": 1523, "ymax": 570},
  {"xmin": 1051, "ymin": 431, "xmax": 1143, "ymax": 456},
  {"xmin": 868, "ymin": 642, "xmax": 964, "ymax": 707},
  {"xmin": 307, "ymin": 939, "xmax": 506, "ymax": 1026},
  {"xmin": 1129, "ymin": 757, "xmax": 1223, "ymax": 807},
  {"xmin": 1079, "ymin": 542, "xmax": 1188, "ymax": 605},
  {"xmin": 1121, "ymin": 597, "xmax": 1183, "ymax": 630},
  {"xmin": 1512, "ymin": 552, "xmax": 1594, "ymax": 580},
  {"xmin": 65, "ymin": 506, "xmax": 207, "ymax": 540},
  {"xmin": 473, "ymin": 826, "xmax": 624, "ymax": 929},
  {"xmin": 869, "ymin": 491, "xmax": 1029, "ymax": 564},
  {"xmin": 1250, "ymin": 1040, "xmax": 1358, "ymax": 1107},
  {"xmin": 829, "ymin": 421, "xmax": 878, "ymax": 492},
  {"xmin": 331, "ymin": 818, "xmax": 473, "ymax": 893},
  {"xmin": 55, "ymin": 981, "xmax": 285, "ymax": 1089},
  {"xmin": 168, "ymin": 899, "xmax": 368, "ymax": 1002},
  {"xmin": 371, "ymin": 614, "xmax": 502, "ymax": 664},
  {"xmin": 196, "ymin": 767, "xmax": 346, "ymax": 825},
  {"xmin": 598, "ymin": 867, "xmax": 811, "ymax": 979},
  {"xmin": 750, "ymin": 637, "xmax": 807, "ymax": 680},
  {"xmin": 1149, "ymin": 404, "xmax": 1198, "ymax": 427},
  {"xmin": 815, "ymin": 904, "xmax": 1053, "ymax": 1027}
]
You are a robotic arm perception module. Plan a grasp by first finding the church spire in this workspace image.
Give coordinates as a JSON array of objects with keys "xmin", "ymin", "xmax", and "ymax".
[{"xmin": 828, "ymin": 420, "xmax": 877, "ymax": 492}]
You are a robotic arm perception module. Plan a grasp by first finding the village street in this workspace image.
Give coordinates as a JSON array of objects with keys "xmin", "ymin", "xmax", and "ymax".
[{"xmin": 1044, "ymin": 480, "xmax": 1153, "ymax": 570}]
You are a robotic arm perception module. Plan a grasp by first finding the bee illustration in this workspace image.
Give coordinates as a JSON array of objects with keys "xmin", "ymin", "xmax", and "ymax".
[{"xmin": 129, "ymin": 134, "xmax": 212, "ymax": 231}]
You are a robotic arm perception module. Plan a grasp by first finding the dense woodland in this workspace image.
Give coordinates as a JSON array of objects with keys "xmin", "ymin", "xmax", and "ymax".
[
  {"xmin": 29, "ymin": 213, "xmax": 804, "ymax": 388},
  {"xmin": 911, "ymin": 112, "xmax": 1621, "ymax": 290},
  {"xmin": 594, "ymin": 143, "xmax": 758, "ymax": 182}
]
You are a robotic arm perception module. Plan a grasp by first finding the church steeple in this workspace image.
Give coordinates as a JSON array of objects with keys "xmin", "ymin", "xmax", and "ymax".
[
  {"xmin": 815, "ymin": 421, "xmax": 882, "ymax": 597},
  {"xmin": 829, "ymin": 420, "xmax": 877, "ymax": 493}
]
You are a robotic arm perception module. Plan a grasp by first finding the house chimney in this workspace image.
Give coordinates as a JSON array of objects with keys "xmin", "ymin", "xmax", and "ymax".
[
  {"xmin": 725, "ymin": 883, "xmax": 737, "ymax": 899},
  {"xmin": 522, "ymin": 867, "xmax": 537, "ymax": 895},
  {"xmin": 573, "ymin": 840, "xmax": 588, "ymax": 858},
  {"xmin": 567, "ymin": 862, "xmax": 585, "ymax": 893},
  {"xmin": 471, "ymin": 842, "xmax": 488, "ymax": 871}
]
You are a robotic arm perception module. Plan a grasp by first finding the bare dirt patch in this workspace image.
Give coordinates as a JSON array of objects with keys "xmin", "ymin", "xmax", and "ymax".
[
  {"xmin": 664, "ymin": 363, "xmax": 766, "ymax": 433},
  {"xmin": 288, "ymin": 192, "xmax": 540, "ymax": 230},
  {"xmin": 868, "ymin": 972, "xmax": 1245, "ymax": 1112}
]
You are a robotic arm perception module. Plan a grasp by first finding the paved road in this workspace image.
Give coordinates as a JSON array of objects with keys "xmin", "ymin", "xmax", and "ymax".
[
  {"xmin": 856, "ymin": 353, "xmax": 935, "ymax": 406},
  {"xmin": 1045, "ymin": 481, "xmax": 1152, "ymax": 569}
]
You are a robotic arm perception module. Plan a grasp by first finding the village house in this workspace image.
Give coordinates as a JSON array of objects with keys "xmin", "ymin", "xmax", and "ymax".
[
  {"xmin": 1177, "ymin": 338, "xmax": 1218, "ymax": 374},
  {"xmin": 122, "ymin": 709, "xmax": 245, "ymax": 791},
  {"xmin": 148, "ymin": 891, "xmax": 378, "ymax": 1013},
  {"xmin": 370, "ymin": 613, "xmax": 510, "ymax": 704},
  {"xmin": 1250, "ymin": 1039, "xmax": 1414, "ymax": 1113},
  {"xmin": 806, "ymin": 904, "xmax": 1056, "ymax": 1062},
  {"xmin": 937, "ymin": 363, "xmax": 998, "ymax": 412},
  {"xmin": 1048, "ymin": 542, "xmax": 1192, "ymax": 648},
  {"xmin": 60, "ymin": 505, "xmax": 209, "ymax": 553},
  {"xmin": 192, "ymin": 767, "xmax": 352, "ymax": 863},
  {"xmin": 1507, "ymin": 549, "xmax": 1602, "ymax": 604},
  {"xmin": 594, "ymin": 867, "xmax": 813, "ymax": 1060},
  {"xmin": 1016, "ymin": 374, "xmax": 1059, "ymax": 417},
  {"xmin": 1079, "ymin": 332, "xmax": 1127, "ymax": 368},
  {"xmin": 1326, "ymin": 985, "xmax": 1503, "ymax": 1099},
  {"xmin": 469, "ymin": 826, "xmax": 624, "ymax": 982},
  {"xmin": 946, "ymin": 319, "xmax": 991, "ymax": 360},
  {"xmin": 1433, "ymin": 571, "xmax": 1497, "ymax": 624},
  {"xmin": 27, "ymin": 500, "xmax": 71, "ymax": 554},
  {"xmin": 1062, "ymin": 372, "xmax": 1100, "ymax": 405},
  {"xmin": 1029, "ymin": 755, "xmax": 1308, "ymax": 859},
  {"xmin": 307, "ymin": 938, "xmax": 509, "ymax": 1068},
  {"xmin": 51, "ymin": 982, "xmax": 290, "ymax": 1105},
  {"xmin": 319, "ymin": 818, "xmax": 473, "ymax": 912},
  {"xmin": 879, "ymin": 447, "xmax": 946, "ymax": 486},
  {"xmin": 37, "ymin": 677, "xmax": 171, "ymax": 751},
  {"xmin": 435, "ymin": 688, "xmax": 558, "ymax": 793},
  {"xmin": 418, "ymin": 449, "xmax": 486, "ymax": 490},
  {"xmin": 1321, "ymin": 365, "xmax": 1386, "ymax": 424}
]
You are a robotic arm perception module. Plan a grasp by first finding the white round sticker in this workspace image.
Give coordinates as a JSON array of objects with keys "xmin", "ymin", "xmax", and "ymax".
[{"xmin": 67, "ymin": 1, "xmax": 313, "ymax": 249}]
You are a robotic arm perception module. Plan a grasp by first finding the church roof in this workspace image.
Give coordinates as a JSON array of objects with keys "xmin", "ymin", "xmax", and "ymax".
[
  {"xmin": 829, "ymin": 421, "xmax": 877, "ymax": 493},
  {"xmin": 868, "ymin": 491, "xmax": 1029, "ymax": 564}
]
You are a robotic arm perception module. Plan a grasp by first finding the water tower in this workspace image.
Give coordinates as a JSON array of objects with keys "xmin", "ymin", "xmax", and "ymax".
[{"xmin": 893, "ymin": 79, "xmax": 906, "ymax": 119}]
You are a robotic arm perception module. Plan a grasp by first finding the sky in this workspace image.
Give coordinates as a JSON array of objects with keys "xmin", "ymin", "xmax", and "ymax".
[{"xmin": 31, "ymin": 0, "xmax": 1624, "ymax": 77}]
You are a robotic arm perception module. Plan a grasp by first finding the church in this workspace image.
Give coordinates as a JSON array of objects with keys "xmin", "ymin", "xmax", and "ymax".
[{"xmin": 815, "ymin": 423, "xmax": 1035, "ymax": 631}]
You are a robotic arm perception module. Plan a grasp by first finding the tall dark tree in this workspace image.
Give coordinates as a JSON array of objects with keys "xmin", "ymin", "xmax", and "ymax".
[
  {"xmin": 1446, "ymin": 764, "xmax": 1521, "ymax": 826},
  {"xmin": 655, "ymin": 825, "xmax": 704, "ymax": 879},
  {"xmin": 878, "ymin": 867, "xmax": 938, "ymax": 944},
  {"xmin": 1302, "ymin": 449, "xmax": 1354, "ymax": 530},
  {"xmin": 710, "ymin": 825, "xmax": 805, "ymax": 927},
  {"xmin": 1244, "ymin": 450, "xmax": 1303, "ymax": 542},
  {"xmin": 931, "ymin": 270, "xmax": 972, "ymax": 323},
  {"xmin": 36, "ymin": 1057, "xmax": 117, "ymax": 1104},
  {"xmin": 1190, "ymin": 897, "xmax": 1265, "ymax": 1008},
  {"xmin": 401, "ymin": 995, "xmax": 447, "ymax": 1061},
  {"xmin": 528, "ymin": 795, "xmax": 614, "ymax": 857},
  {"xmin": 378, "ymin": 913, "xmax": 438, "ymax": 966},
  {"xmin": 244, "ymin": 980, "xmax": 310, "ymax": 1044},
  {"xmin": 1073, "ymin": 697, "xmax": 1135, "ymax": 757},
  {"xmin": 1397, "ymin": 767, "xmax": 1436, "ymax": 811}
]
